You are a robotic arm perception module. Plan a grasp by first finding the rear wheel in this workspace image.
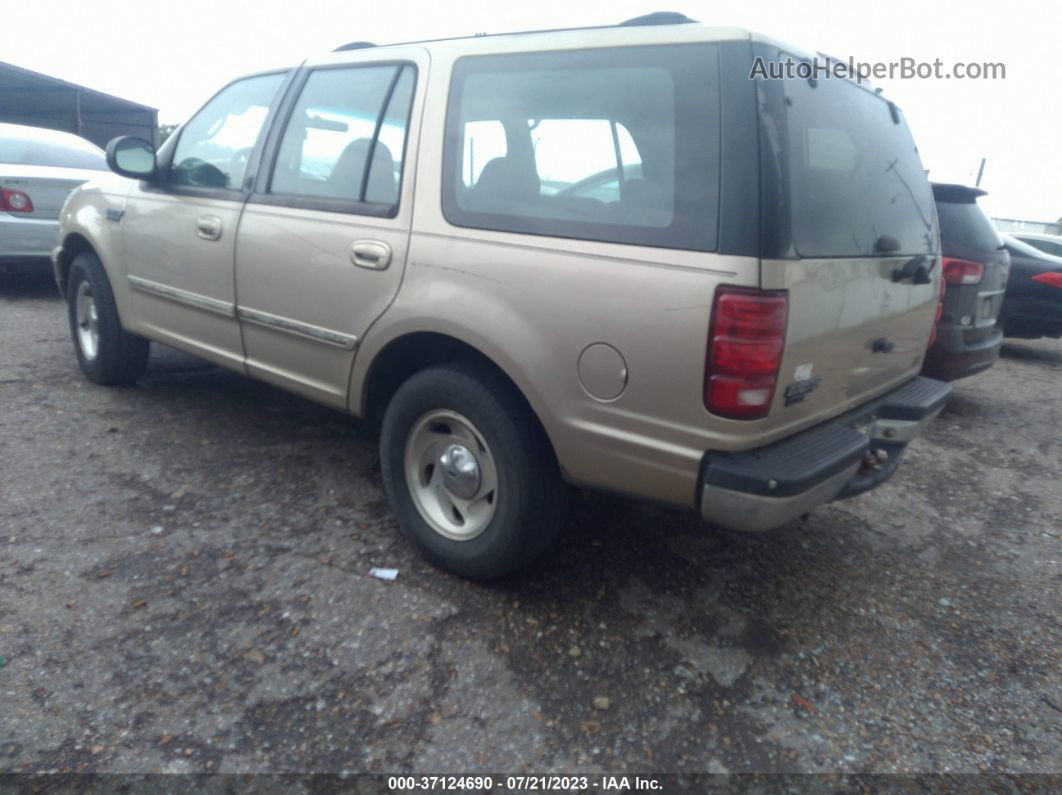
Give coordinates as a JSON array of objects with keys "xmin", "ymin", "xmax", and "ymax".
[
  {"xmin": 380, "ymin": 363, "xmax": 569, "ymax": 579},
  {"xmin": 66, "ymin": 252, "xmax": 149, "ymax": 385}
]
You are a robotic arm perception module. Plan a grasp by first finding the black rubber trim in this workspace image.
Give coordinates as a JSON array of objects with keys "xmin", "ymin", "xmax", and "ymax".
[
  {"xmin": 700, "ymin": 376, "xmax": 951, "ymax": 497},
  {"xmin": 716, "ymin": 40, "xmax": 760, "ymax": 257},
  {"xmin": 872, "ymin": 375, "xmax": 953, "ymax": 421},
  {"xmin": 703, "ymin": 423, "xmax": 867, "ymax": 497}
]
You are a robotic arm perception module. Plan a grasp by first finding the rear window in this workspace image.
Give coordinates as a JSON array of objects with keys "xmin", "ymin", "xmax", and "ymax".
[
  {"xmin": 780, "ymin": 67, "xmax": 937, "ymax": 258},
  {"xmin": 0, "ymin": 132, "xmax": 107, "ymax": 170},
  {"xmin": 935, "ymin": 199, "xmax": 1002, "ymax": 253},
  {"xmin": 442, "ymin": 44, "xmax": 721, "ymax": 251}
]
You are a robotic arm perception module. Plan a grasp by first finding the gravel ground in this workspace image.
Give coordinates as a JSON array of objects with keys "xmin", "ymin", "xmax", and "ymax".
[{"xmin": 1, "ymin": 271, "xmax": 1060, "ymax": 777}]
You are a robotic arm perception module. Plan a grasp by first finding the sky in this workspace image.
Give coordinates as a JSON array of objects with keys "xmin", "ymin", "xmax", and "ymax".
[{"xmin": 6, "ymin": 0, "xmax": 1059, "ymax": 221}]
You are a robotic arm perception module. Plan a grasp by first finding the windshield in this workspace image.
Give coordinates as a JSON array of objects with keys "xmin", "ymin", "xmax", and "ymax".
[
  {"xmin": 0, "ymin": 130, "xmax": 107, "ymax": 170},
  {"xmin": 780, "ymin": 65, "xmax": 937, "ymax": 258}
]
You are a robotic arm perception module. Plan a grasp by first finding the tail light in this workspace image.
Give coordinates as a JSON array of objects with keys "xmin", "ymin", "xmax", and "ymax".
[
  {"xmin": 1031, "ymin": 272, "xmax": 1062, "ymax": 288},
  {"xmin": 704, "ymin": 287, "xmax": 788, "ymax": 420},
  {"xmin": 942, "ymin": 257, "xmax": 985, "ymax": 285},
  {"xmin": 1, "ymin": 188, "xmax": 34, "ymax": 213},
  {"xmin": 1, "ymin": 188, "xmax": 34, "ymax": 212}
]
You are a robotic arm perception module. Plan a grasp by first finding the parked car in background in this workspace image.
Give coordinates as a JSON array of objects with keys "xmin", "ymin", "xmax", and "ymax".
[
  {"xmin": 1012, "ymin": 232, "xmax": 1062, "ymax": 259},
  {"xmin": 52, "ymin": 18, "xmax": 951, "ymax": 578},
  {"xmin": 922, "ymin": 183, "xmax": 1008, "ymax": 381},
  {"xmin": 999, "ymin": 234, "xmax": 1062, "ymax": 338},
  {"xmin": 0, "ymin": 122, "xmax": 107, "ymax": 274}
]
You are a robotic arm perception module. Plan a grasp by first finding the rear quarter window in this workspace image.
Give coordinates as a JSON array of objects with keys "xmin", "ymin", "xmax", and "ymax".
[{"xmin": 442, "ymin": 44, "xmax": 721, "ymax": 252}]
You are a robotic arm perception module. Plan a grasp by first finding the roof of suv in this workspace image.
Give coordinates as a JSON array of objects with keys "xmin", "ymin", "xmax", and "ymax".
[
  {"xmin": 333, "ymin": 11, "xmax": 705, "ymax": 51},
  {"xmin": 310, "ymin": 18, "xmax": 901, "ymax": 105},
  {"xmin": 314, "ymin": 20, "xmax": 758, "ymax": 68}
]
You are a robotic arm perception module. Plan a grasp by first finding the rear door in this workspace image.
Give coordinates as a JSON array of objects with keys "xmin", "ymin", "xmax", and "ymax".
[
  {"xmin": 234, "ymin": 52, "xmax": 425, "ymax": 408},
  {"xmin": 756, "ymin": 56, "xmax": 940, "ymax": 428}
]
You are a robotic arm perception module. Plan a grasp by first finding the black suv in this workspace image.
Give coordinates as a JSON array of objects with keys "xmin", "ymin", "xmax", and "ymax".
[{"xmin": 922, "ymin": 183, "xmax": 1009, "ymax": 381}]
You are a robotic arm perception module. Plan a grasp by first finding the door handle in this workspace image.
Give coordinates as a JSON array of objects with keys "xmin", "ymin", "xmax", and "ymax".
[
  {"xmin": 196, "ymin": 215, "xmax": 222, "ymax": 241},
  {"xmin": 350, "ymin": 240, "xmax": 392, "ymax": 270}
]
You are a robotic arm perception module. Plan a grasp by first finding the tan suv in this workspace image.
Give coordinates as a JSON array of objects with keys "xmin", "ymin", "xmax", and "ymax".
[{"xmin": 53, "ymin": 15, "xmax": 951, "ymax": 578}]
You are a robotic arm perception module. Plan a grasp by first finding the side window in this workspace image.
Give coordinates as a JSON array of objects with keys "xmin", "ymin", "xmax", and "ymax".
[
  {"xmin": 531, "ymin": 120, "xmax": 641, "ymax": 203},
  {"xmin": 443, "ymin": 45, "xmax": 721, "ymax": 251},
  {"xmin": 270, "ymin": 64, "xmax": 415, "ymax": 209},
  {"xmin": 170, "ymin": 73, "xmax": 286, "ymax": 190},
  {"xmin": 462, "ymin": 121, "xmax": 506, "ymax": 187},
  {"xmin": 367, "ymin": 67, "xmax": 415, "ymax": 204}
]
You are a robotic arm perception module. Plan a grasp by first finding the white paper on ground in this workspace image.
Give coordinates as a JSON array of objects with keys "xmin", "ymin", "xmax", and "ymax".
[{"xmin": 369, "ymin": 567, "xmax": 399, "ymax": 581}]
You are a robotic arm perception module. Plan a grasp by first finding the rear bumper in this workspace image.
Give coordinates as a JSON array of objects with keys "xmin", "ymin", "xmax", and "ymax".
[
  {"xmin": 697, "ymin": 376, "xmax": 951, "ymax": 532},
  {"xmin": 0, "ymin": 213, "xmax": 59, "ymax": 264},
  {"xmin": 922, "ymin": 323, "xmax": 1002, "ymax": 381},
  {"xmin": 0, "ymin": 255, "xmax": 52, "ymax": 274}
]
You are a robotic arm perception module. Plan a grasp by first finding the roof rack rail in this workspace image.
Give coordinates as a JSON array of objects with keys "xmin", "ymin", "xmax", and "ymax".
[
  {"xmin": 618, "ymin": 11, "xmax": 698, "ymax": 26},
  {"xmin": 333, "ymin": 41, "xmax": 377, "ymax": 52},
  {"xmin": 332, "ymin": 12, "xmax": 698, "ymax": 52}
]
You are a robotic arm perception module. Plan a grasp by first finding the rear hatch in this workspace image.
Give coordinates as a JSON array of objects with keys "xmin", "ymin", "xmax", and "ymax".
[
  {"xmin": 1, "ymin": 164, "xmax": 103, "ymax": 220},
  {"xmin": 754, "ymin": 53, "xmax": 940, "ymax": 431},
  {"xmin": 933, "ymin": 183, "xmax": 1009, "ymax": 338}
]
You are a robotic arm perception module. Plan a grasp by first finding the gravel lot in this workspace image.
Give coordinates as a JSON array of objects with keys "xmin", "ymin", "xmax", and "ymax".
[{"xmin": 1, "ymin": 271, "xmax": 1060, "ymax": 777}]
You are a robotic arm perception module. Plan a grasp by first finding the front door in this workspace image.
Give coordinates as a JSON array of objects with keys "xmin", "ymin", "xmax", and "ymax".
[
  {"xmin": 122, "ymin": 72, "xmax": 287, "ymax": 369},
  {"xmin": 234, "ymin": 54, "xmax": 424, "ymax": 408}
]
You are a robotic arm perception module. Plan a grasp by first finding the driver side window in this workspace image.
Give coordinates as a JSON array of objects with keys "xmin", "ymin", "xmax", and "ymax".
[{"xmin": 170, "ymin": 73, "xmax": 286, "ymax": 190}]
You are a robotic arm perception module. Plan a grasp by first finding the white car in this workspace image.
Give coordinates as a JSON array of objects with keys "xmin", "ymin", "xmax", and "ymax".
[
  {"xmin": 1, "ymin": 122, "xmax": 108, "ymax": 274},
  {"xmin": 1013, "ymin": 232, "xmax": 1062, "ymax": 259}
]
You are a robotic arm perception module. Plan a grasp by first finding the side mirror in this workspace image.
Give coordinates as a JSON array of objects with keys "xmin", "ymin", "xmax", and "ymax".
[{"xmin": 105, "ymin": 136, "xmax": 158, "ymax": 181}]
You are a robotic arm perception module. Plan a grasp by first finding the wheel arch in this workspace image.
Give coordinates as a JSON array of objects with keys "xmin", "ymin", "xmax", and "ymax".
[
  {"xmin": 359, "ymin": 330, "xmax": 561, "ymax": 463},
  {"xmin": 55, "ymin": 232, "xmax": 97, "ymax": 298}
]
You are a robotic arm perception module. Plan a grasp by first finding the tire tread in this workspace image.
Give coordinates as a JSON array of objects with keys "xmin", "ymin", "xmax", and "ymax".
[
  {"xmin": 380, "ymin": 361, "xmax": 568, "ymax": 579},
  {"xmin": 67, "ymin": 252, "xmax": 149, "ymax": 385}
]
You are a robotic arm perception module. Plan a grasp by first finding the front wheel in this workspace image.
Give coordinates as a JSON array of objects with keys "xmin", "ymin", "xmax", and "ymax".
[
  {"xmin": 66, "ymin": 252, "xmax": 149, "ymax": 385},
  {"xmin": 380, "ymin": 363, "xmax": 569, "ymax": 579}
]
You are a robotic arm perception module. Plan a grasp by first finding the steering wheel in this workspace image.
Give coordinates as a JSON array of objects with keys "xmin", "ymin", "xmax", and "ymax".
[{"xmin": 173, "ymin": 157, "xmax": 228, "ymax": 189}]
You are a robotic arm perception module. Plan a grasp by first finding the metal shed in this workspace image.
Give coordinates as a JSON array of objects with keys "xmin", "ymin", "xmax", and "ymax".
[{"xmin": 0, "ymin": 61, "xmax": 157, "ymax": 148}]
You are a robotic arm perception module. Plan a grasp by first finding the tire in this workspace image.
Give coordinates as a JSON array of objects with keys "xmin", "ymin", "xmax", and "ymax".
[
  {"xmin": 380, "ymin": 363, "xmax": 570, "ymax": 579},
  {"xmin": 66, "ymin": 252, "xmax": 149, "ymax": 385}
]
